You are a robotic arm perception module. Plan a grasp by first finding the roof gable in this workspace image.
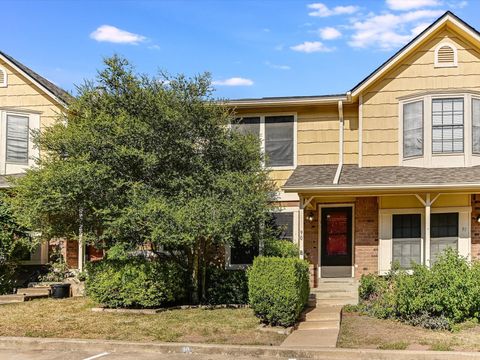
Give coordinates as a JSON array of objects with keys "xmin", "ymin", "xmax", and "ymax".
[
  {"xmin": 0, "ymin": 51, "xmax": 71, "ymax": 107},
  {"xmin": 350, "ymin": 11, "xmax": 480, "ymax": 98}
]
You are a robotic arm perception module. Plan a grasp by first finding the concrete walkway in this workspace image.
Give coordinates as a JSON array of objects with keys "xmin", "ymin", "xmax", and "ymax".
[{"xmin": 281, "ymin": 278, "xmax": 358, "ymax": 348}]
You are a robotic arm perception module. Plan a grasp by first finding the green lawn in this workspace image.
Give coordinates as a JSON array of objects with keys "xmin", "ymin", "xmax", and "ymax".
[{"xmin": 0, "ymin": 297, "xmax": 286, "ymax": 345}]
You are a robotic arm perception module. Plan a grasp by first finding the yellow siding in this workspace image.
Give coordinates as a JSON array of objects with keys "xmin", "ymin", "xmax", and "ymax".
[
  {"xmin": 0, "ymin": 58, "xmax": 64, "ymax": 129},
  {"xmin": 380, "ymin": 194, "xmax": 470, "ymax": 209},
  {"xmin": 362, "ymin": 27, "xmax": 480, "ymax": 166}
]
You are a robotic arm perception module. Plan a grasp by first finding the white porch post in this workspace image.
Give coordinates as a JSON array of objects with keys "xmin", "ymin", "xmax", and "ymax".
[
  {"xmin": 299, "ymin": 195, "xmax": 305, "ymax": 259},
  {"xmin": 425, "ymin": 193, "xmax": 431, "ymax": 266}
]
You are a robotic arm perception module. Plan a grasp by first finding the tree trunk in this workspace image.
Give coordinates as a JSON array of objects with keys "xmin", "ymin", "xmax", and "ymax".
[{"xmin": 191, "ymin": 240, "xmax": 200, "ymax": 304}]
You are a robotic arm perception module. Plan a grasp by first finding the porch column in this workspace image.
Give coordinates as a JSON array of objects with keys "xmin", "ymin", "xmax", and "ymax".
[
  {"xmin": 299, "ymin": 195, "xmax": 305, "ymax": 259},
  {"xmin": 425, "ymin": 193, "xmax": 431, "ymax": 266}
]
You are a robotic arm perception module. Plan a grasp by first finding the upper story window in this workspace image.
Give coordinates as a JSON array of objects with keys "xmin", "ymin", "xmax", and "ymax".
[
  {"xmin": 6, "ymin": 114, "xmax": 29, "ymax": 164},
  {"xmin": 403, "ymin": 100, "xmax": 423, "ymax": 158},
  {"xmin": 432, "ymin": 98, "xmax": 463, "ymax": 154},
  {"xmin": 233, "ymin": 114, "xmax": 296, "ymax": 169},
  {"xmin": 0, "ymin": 67, "xmax": 7, "ymax": 88},
  {"xmin": 472, "ymin": 98, "xmax": 480, "ymax": 154},
  {"xmin": 434, "ymin": 43, "xmax": 457, "ymax": 68}
]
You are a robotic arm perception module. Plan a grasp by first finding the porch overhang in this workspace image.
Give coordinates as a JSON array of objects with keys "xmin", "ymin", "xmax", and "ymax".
[{"xmin": 282, "ymin": 164, "xmax": 480, "ymax": 196}]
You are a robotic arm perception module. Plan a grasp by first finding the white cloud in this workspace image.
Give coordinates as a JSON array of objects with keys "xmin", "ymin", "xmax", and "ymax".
[
  {"xmin": 291, "ymin": 41, "xmax": 334, "ymax": 53},
  {"xmin": 386, "ymin": 0, "xmax": 441, "ymax": 11},
  {"xmin": 348, "ymin": 9, "xmax": 444, "ymax": 50},
  {"xmin": 148, "ymin": 44, "xmax": 161, "ymax": 50},
  {"xmin": 307, "ymin": 2, "xmax": 358, "ymax": 17},
  {"xmin": 318, "ymin": 27, "xmax": 342, "ymax": 40},
  {"xmin": 90, "ymin": 25, "xmax": 146, "ymax": 44},
  {"xmin": 212, "ymin": 77, "xmax": 254, "ymax": 86},
  {"xmin": 265, "ymin": 61, "xmax": 291, "ymax": 70}
]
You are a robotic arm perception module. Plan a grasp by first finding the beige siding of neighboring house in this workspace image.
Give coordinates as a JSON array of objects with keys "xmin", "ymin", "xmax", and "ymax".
[
  {"xmin": 361, "ymin": 26, "xmax": 480, "ymax": 167},
  {"xmin": 0, "ymin": 58, "xmax": 63, "ymax": 128}
]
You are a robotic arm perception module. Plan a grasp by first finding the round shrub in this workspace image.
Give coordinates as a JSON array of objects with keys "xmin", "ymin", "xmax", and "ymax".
[
  {"xmin": 248, "ymin": 256, "xmax": 309, "ymax": 327},
  {"xmin": 263, "ymin": 239, "xmax": 299, "ymax": 258},
  {"xmin": 86, "ymin": 258, "xmax": 187, "ymax": 308},
  {"xmin": 205, "ymin": 267, "xmax": 248, "ymax": 305},
  {"xmin": 359, "ymin": 273, "xmax": 387, "ymax": 301}
]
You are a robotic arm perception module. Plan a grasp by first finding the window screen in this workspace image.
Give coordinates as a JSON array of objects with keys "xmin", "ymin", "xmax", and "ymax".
[
  {"xmin": 233, "ymin": 117, "xmax": 260, "ymax": 137},
  {"xmin": 271, "ymin": 212, "xmax": 294, "ymax": 241},
  {"xmin": 392, "ymin": 214, "xmax": 421, "ymax": 268},
  {"xmin": 230, "ymin": 240, "xmax": 258, "ymax": 265},
  {"xmin": 265, "ymin": 116, "xmax": 294, "ymax": 167},
  {"xmin": 6, "ymin": 115, "xmax": 29, "ymax": 164},
  {"xmin": 432, "ymin": 98, "xmax": 463, "ymax": 153},
  {"xmin": 430, "ymin": 213, "xmax": 458, "ymax": 264},
  {"xmin": 403, "ymin": 101, "xmax": 423, "ymax": 158},
  {"xmin": 473, "ymin": 98, "xmax": 480, "ymax": 154}
]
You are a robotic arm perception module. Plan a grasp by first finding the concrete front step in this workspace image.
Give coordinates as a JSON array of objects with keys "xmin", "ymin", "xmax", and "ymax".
[
  {"xmin": 296, "ymin": 320, "xmax": 339, "ymax": 330},
  {"xmin": 313, "ymin": 291, "xmax": 358, "ymax": 300},
  {"xmin": 302, "ymin": 309, "xmax": 340, "ymax": 322},
  {"xmin": 311, "ymin": 298, "xmax": 357, "ymax": 307}
]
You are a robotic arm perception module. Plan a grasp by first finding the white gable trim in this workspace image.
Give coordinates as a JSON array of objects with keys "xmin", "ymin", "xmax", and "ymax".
[
  {"xmin": 351, "ymin": 14, "xmax": 480, "ymax": 98},
  {"xmin": 0, "ymin": 53, "xmax": 67, "ymax": 108}
]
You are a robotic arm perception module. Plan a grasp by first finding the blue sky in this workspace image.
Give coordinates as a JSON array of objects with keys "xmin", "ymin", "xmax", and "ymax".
[{"xmin": 1, "ymin": 0, "xmax": 475, "ymax": 99}]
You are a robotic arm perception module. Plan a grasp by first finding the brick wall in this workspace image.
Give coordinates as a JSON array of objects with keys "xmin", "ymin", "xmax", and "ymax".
[
  {"xmin": 66, "ymin": 240, "xmax": 79, "ymax": 268},
  {"xmin": 354, "ymin": 197, "xmax": 379, "ymax": 278},
  {"xmin": 472, "ymin": 195, "xmax": 480, "ymax": 260},
  {"xmin": 304, "ymin": 209, "xmax": 318, "ymax": 287}
]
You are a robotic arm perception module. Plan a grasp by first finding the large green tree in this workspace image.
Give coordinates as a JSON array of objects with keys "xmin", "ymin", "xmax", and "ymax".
[{"xmin": 10, "ymin": 56, "xmax": 277, "ymax": 302}]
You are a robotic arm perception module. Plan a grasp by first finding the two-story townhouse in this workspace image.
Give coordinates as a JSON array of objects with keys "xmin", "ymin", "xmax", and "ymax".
[{"xmin": 227, "ymin": 11, "xmax": 480, "ymax": 286}]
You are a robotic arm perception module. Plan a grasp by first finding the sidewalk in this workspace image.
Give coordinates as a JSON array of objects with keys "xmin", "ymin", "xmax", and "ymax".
[{"xmin": 2, "ymin": 336, "xmax": 480, "ymax": 360}]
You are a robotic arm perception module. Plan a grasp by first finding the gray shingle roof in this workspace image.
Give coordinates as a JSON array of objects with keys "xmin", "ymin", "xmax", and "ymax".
[
  {"xmin": 0, "ymin": 51, "xmax": 72, "ymax": 105},
  {"xmin": 283, "ymin": 164, "xmax": 480, "ymax": 190}
]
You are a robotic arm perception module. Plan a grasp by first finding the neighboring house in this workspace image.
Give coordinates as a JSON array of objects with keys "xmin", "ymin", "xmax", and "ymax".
[
  {"xmin": 227, "ymin": 12, "xmax": 480, "ymax": 286},
  {"xmin": 0, "ymin": 51, "xmax": 88, "ymax": 269}
]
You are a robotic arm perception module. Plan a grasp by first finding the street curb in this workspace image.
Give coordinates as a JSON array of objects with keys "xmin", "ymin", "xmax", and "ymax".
[{"xmin": 1, "ymin": 336, "xmax": 480, "ymax": 359}]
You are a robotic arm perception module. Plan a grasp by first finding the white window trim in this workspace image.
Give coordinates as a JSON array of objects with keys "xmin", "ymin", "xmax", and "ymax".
[
  {"xmin": 234, "ymin": 112, "xmax": 297, "ymax": 171},
  {"xmin": 434, "ymin": 42, "xmax": 458, "ymax": 68},
  {"xmin": 398, "ymin": 92, "xmax": 480, "ymax": 168},
  {"xmin": 0, "ymin": 67, "xmax": 7, "ymax": 88},
  {"xmin": 378, "ymin": 206, "xmax": 471, "ymax": 274},
  {"xmin": 225, "ymin": 206, "xmax": 299, "ymax": 270}
]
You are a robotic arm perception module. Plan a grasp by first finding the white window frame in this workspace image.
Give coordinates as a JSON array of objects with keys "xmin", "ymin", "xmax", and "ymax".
[
  {"xmin": 378, "ymin": 206, "xmax": 471, "ymax": 274},
  {"xmin": 234, "ymin": 112, "xmax": 297, "ymax": 170},
  {"xmin": 398, "ymin": 92, "xmax": 480, "ymax": 167},
  {"xmin": 434, "ymin": 42, "xmax": 458, "ymax": 68},
  {"xmin": 225, "ymin": 206, "xmax": 299, "ymax": 270}
]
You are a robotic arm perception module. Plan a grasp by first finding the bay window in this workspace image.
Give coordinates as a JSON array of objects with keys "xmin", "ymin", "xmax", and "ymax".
[
  {"xmin": 403, "ymin": 100, "xmax": 423, "ymax": 158},
  {"xmin": 432, "ymin": 98, "xmax": 463, "ymax": 153}
]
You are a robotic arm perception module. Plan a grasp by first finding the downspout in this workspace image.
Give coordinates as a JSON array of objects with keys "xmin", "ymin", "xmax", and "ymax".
[{"xmin": 333, "ymin": 100, "xmax": 344, "ymax": 184}]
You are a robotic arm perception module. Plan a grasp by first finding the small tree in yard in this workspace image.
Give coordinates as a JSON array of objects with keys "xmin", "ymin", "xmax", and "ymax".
[{"xmin": 10, "ymin": 56, "xmax": 276, "ymax": 303}]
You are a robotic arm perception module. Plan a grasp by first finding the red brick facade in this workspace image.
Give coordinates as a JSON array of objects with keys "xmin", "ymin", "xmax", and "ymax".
[{"xmin": 354, "ymin": 197, "xmax": 379, "ymax": 279}]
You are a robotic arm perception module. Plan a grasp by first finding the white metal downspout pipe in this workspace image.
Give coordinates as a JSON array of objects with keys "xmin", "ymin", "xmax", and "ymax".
[{"xmin": 333, "ymin": 100, "xmax": 344, "ymax": 184}]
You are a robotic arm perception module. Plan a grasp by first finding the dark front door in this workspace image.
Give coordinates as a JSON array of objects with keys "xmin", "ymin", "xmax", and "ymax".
[{"xmin": 321, "ymin": 207, "xmax": 353, "ymax": 278}]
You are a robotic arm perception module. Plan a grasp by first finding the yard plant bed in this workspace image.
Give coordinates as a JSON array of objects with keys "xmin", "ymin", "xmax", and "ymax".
[
  {"xmin": 0, "ymin": 298, "xmax": 286, "ymax": 345},
  {"xmin": 338, "ymin": 312, "xmax": 480, "ymax": 351}
]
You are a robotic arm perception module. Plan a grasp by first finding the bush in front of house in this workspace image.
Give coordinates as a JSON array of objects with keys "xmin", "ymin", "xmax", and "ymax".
[
  {"xmin": 86, "ymin": 258, "xmax": 187, "ymax": 308},
  {"xmin": 247, "ymin": 256, "xmax": 309, "ymax": 327},
  {"xmin": 205, "ymin": 267, "xmax": 248, "ymax": 305},
  {"xmin": 263, "ymin": 239, "xmax": 299, "ymax": 258},
  {"xmin": 357, "ymin": 249, "xmax": 480, "ymax": 330}
]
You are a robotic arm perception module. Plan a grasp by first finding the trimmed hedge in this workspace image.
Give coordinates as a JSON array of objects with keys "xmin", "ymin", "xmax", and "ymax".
[
  {"xmin": 205, "ymin": 267, "xmax": 248, "ymax": 305},
  {"xmin": 248, "ymin": 256, "xmax": 309, "ymax": 327},
  {"xmin": 86, "ymin": 258, "xmax": 187, "ymax": 308},
  {"xmin": 263, "ymin": 239, "xmax": 299, "ymax": 258}
]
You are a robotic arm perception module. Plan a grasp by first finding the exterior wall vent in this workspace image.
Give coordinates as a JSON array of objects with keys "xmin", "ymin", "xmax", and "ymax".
[
  {"xmin": 434, "ymin": 42, "xmax": 457, "ymax": 68},
  {"xmin": 0, "ymin": 67, "xmax": 7, "ymax": 87}
]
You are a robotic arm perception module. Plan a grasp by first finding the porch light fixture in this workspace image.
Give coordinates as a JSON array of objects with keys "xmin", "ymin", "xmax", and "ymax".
[
  {"xmin": 476, "ymin": 215, "xmax": 480, "ymax": 223},
  {"xmin": 306, "ymin": 212, "xmax": 315, "ymax": 222}
]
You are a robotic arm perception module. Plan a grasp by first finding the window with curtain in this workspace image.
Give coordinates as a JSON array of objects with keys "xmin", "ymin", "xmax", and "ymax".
[
  {"xmin": 270, "ymin": 212, "xmax": 294, "ymax": 241},
  {"xmin": 392, "ymin": 214, "xmax": 422, "ymax": 268},
  {"xmin": 473, "ymin": 98, "xmax": 480, "ymax": 154},
  {"xmin": 265, "ymin": 116, "xmax": 294, "ymax": 167},
  {"xmin": 430, "ymin": 212, "xmax": 458, "ymax": 264},
  {"xmin": 6, "ymin": 114, "xmax": 29, "ymax": 164},
  {"xmin": 403, "ymin": 100, "xmax": 423, "ymax": 158},
  {"xmin": 432, "ymin": 98, "xmax": 463, "ymax": 153}
]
